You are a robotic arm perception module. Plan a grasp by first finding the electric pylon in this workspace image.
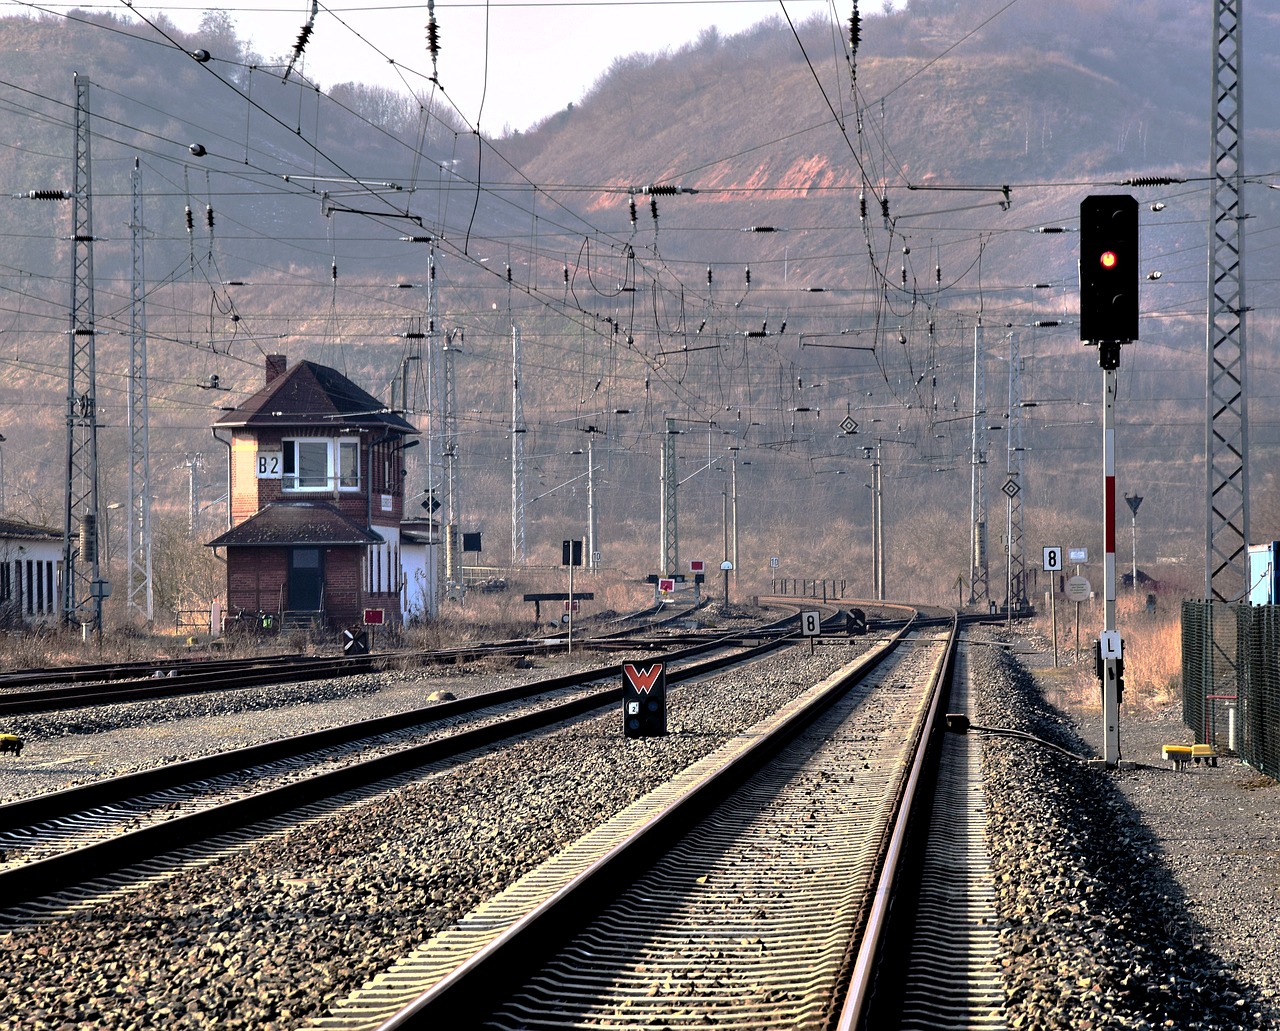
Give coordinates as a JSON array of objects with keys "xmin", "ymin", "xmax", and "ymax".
[
  {"xmin": 61, "ymin": 73, "xmax": 103, "ymax": 634},
  {"xmin": 127, "ymin": 157, "xmax": 154, "ymax": 623}
]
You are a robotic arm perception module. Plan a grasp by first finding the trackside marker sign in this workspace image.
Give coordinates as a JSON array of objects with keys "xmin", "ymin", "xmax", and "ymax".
[
  {"xmin": 623, "ymin": 662, "xmax": 667, "ymax": 737},
  {"xmin": 624, "ymin": 663, "xmax": 663, "ymax": 693}
]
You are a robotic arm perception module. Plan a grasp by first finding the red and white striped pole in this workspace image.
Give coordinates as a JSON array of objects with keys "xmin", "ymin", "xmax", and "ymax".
[
  {"xmin": 1101, "ymin": 366, "xmax": 1121, "ymax": 764},
  {"xmin": 1080, "ymin": 194, "xmax": 1136, "ymax": 767}
]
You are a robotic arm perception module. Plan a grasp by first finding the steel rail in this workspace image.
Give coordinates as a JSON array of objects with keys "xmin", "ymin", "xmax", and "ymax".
[
  {"xmin": 0, "ymin": 654, "xmax": 375, "ymax": 714},
  {"xmin": 0, "ymin": 602, "xmax": 723, "ymax": 715},
  {"xmin": 365, "ymin": 614, "xmax": 926, "ymax": 1029},
  {"xmin": 0, "ymin": 610, "xmax": 819, "ymax": 908},
  {"xmin": 835, "ymin": 610, "xmax": 960, "ymax": 1030}
]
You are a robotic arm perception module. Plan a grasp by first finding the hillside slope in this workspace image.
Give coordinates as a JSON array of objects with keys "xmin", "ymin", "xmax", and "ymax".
[{"xmin": 0, "ymin": 0, "xmax": 1276, "ymax": 602}]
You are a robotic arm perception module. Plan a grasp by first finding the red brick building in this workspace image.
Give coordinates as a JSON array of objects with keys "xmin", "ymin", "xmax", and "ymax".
[{"xmin": 207, "ymin": 355, "xmax": 419, "ymax": 628}]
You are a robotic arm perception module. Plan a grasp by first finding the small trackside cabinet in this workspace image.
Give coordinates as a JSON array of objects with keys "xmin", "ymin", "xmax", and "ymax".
[
  {"xmin": 622, "ymin": 662, "xmax": 667, "ymax": 738},
  {"xmin": 1248, "ymin": 542, "xmax": 1280, "ymax": 605}
]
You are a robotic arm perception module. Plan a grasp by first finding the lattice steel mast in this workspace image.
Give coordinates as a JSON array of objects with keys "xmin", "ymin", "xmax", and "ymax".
[
  {"xmin": 511, "ymin": 325, "xmax": 527, "ymax": 565},
  {"xmin": 62, "ymin": 73, "xmax": 103, "ymax": 633},
  {"xmin": 968, "ymin": 323, "xmax": 990, "ymax": 605},
  {"xmin": 126, "ymin": 158, "xmax": 154, "ymax": 623},
  {"xmin": 660, "ymin": 418, "xmax": 678, "ymax": 576},
  {"xmin": 1206, "ymin": 0, "xmax": 1250, "ymax": 601},
  {"xmin": 1006, "ymin": 330, "xmax": 1026, "ymax": 611}
]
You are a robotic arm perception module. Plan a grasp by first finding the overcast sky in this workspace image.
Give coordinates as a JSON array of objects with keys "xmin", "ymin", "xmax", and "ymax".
[{"xmin": 126, "ymin": 0, "xmax": 891, "ymax": 134}]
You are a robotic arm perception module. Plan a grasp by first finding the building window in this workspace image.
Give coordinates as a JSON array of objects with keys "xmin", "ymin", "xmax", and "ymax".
[
  {"xmin": 282, "ymin": 437, "xmax": 360, "ymax": 492},
  {"xmin": 370, "ymin": 440, "xmax": 405, "ymax": 497},
  {"xmin": 338, "ymin": 439, "xmax": 359, "ymax": 488}
]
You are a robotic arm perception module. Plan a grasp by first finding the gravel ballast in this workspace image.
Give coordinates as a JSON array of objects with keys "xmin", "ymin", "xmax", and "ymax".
[
  {"xmin": 0, "ymin": 632, "xmax": 1277, "ymax": 1029},
  {"xmin": 0, "ymin": 643, "xmax": 869, "ymax": 1029},
  {"xmin": 973, "ymin": 632, "xmax": 1280, "ymax": 1030}
]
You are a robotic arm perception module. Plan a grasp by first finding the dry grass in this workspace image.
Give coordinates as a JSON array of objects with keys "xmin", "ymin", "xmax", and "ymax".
[
  {"xmin": 0, "ymin": 566, "xmax": 683, "ymax": 672},
  {"xmin": 1032, "ymin": 588, "xmax": 1183, "ymax": 713}
]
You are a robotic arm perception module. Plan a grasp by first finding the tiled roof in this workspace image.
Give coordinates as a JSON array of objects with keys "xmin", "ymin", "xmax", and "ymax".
[
  {"xmin": 0, "ymin": 518, "xmax": 60, "ymax": 542},
  {"xmin": 215, "ymin": 360, "xmax": 416, "ymax": 433},
  {"xmin": 206, "ymin": 502, "xmax": 382, "ymax": 547}
]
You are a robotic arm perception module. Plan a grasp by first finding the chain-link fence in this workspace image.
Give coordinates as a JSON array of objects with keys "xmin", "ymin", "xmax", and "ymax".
[
  {"xmin": 1183, "ymin": 600, "xmax": 1280, "ymax": 780},
  {"xmin": 1237, "ymin": 604, "xmax": 1280, "ymax": 780}
]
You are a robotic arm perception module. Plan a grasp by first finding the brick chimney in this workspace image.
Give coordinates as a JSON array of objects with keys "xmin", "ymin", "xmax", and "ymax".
[{"xmin": 265, "ymin": 354, "xmax": 287, "ymax": 386}]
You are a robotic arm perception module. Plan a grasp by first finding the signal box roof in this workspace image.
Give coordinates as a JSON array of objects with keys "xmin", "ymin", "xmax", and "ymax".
[
  {"xmin": 215, "ymin": 358, "xmax": 416, "ymax": 434},
  {"xmin": 206, "ymin": 501, "xmax": 382, "ymax": 548}
]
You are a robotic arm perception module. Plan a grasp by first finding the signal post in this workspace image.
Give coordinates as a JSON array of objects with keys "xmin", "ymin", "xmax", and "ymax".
[{"xmin": 1080, "ymin": 194, "xmax": 1137, "ymax": 767}]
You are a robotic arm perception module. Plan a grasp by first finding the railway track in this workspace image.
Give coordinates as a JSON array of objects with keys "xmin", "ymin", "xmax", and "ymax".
[
  {"xmin": 864, "ymin": 632, "xmax": 1005, "ymax": 1030},
  {"xmin": 2, "ymin": 611, "xmax": 1217, "ymax": 1031},
  {"xmin": 0, "ymin": 598, "xmax": 906, "ymax": 718},
  {"xmin": 0, "ymin": 606, "xmax": 860, "ymax": 911},
  {"xmin": 301, "ymin": 613, "xmax": 955, "ymax": 1030},
  {"xmin": 0, "ymin": 594, "xmax": 977, "ymax": 1029},
  {"xmin": 0, "ymin": 602, "xmax": 717, "ymax": 716}
]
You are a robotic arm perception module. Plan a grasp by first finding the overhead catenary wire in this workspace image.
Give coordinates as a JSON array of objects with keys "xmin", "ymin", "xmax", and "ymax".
[{"xmin": 0, "ymin": 1, "xmax": 1205, "ymax": 511}]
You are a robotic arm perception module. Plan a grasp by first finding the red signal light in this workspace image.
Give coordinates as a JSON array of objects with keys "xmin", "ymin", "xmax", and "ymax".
[{"xmin": 1080, "ymin": 194, "xmax": 1138, "ymax": 342}]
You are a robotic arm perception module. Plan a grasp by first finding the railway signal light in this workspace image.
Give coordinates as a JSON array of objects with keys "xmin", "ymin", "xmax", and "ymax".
[{"xmin": 1079, "ymin": 194, "xmax": 1139, "ymax": 346}]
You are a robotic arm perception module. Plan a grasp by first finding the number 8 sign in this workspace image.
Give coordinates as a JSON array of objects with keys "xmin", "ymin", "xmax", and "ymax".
[{"xmin": 1042, "ymin": 546, "xmax": 1063, "ymax": 572}]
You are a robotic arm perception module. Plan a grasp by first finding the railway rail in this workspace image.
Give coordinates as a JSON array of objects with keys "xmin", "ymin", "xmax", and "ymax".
[
  {"xmin": 0, "ymin": 598, "xmax": 975, "ymax": 1031},
  {"xmin": 0, "ymin": 601, "xmax": 721, "ymax": 716},
  {"xmin": 0, "ymin": 608, "xmax": 1248, "ymax": 1031},
  {"xmin": 0, "ymin": 603, "xmax": 869, "ymax": 910},
  {"xmin": 298, "ymin": 612, "xmax": 956, "ymax": 1029},
  {"xmin": 0, "ymin": 598, "xmax": 908, "ymax": 717}
]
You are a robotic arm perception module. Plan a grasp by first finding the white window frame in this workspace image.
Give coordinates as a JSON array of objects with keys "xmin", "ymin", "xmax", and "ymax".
[{"xmin": 282, "ymin": 436, "xmax": 361, "ymax": 492}]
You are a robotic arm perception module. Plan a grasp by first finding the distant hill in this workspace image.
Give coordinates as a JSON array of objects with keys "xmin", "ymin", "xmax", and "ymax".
[{"xmin": 0, "ymin": 0, "xmax": 1276, "ymax": 601}]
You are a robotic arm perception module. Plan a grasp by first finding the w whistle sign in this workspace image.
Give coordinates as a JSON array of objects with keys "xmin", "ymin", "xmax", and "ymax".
[
  {"xmin": 624, "ymin": 663, "xmax": 663, "ymax": 694},
  {"xmin": 623, "ymin": 662, "xmax": 667, "ymax": 738}
]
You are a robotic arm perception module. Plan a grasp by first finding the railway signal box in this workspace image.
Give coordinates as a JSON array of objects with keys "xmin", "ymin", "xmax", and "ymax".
[{"xmin": 622, "ymin": 662, "xmax": 667, "ymax": 738}]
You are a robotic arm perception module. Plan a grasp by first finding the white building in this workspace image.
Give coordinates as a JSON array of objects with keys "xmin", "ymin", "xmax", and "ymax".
[
  {"xmin": 399, "ymin": 518, "xmax": 440, "ymax": 621},
  {"xmin": 0, "ymin": 518, "xmax": 62, "ymax": 621}
]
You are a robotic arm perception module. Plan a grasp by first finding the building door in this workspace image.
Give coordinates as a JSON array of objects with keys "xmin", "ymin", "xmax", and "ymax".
[{"xmin": 288, "ymin": 548, "xmax": 323, "ymax": 611}]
